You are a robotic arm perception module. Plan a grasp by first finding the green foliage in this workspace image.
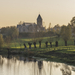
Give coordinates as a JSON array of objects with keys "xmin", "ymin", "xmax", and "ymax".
[
  {"xmin": 0, "ymin": 34, "xmax": 4, "ymax": 48},
  {"xmin": 54, "ymin": 36, "xmax": 60, "ymax": 41},
  {"xmin": 32, "ymin": 38, "xmax": 37, "ymax": 42},
  {"xmin": 60, "ymin": 25, "xmax": 71, "ymax": 41},
  {"xmin": 11, "ymin": 27, "xmax": 19, "ymax": 38},
  {"xmin": 73, "ymin": 26, "xmax": 75, "ymax": 35},
  {"xmin": 5, "ymin": 36, "xmax": 11, "ymax": 48},
  {"xmin": 35, "ymin": 32, "xmax": 43, "ymax": 42},
  {"xmin": 48, "ymin": 37, "xmax": 54, "ymax": 42},
  {"xmin": 1, "ymin": 26, "xmax": 19, "ymax": 39},
  {"xmin": 52, "ymin": 29, "xmax": 55, "ymax": 33},
  {"xmin": 1, "ymin": 35, "xmax": 75, "ymax": 48},
  {"xmin": 70, "ymin": 16, "xmax": 75, "ymax": 26}
]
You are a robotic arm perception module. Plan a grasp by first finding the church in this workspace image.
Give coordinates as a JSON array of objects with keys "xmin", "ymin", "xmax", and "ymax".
[{"xmin": 17, "ymin": 14, "xmax": 45, "ymax": 33}]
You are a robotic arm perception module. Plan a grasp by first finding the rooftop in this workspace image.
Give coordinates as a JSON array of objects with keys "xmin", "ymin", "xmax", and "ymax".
[{"xmin": 37, "ymin": 14, "xmax": 42, "ymax": 20}]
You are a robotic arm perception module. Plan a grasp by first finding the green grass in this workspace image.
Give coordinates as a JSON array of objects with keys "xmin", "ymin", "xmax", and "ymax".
[
  {"xmin": 1, "ymin": 37, "xmax": 75, "ymax": 66},
  {"xmin": 2, "ymin": 37, "xmax": 75, "ymax": 56},
  {"xmin": 8, "ymin": 37, "xmax": 74, "ymax": 49}
]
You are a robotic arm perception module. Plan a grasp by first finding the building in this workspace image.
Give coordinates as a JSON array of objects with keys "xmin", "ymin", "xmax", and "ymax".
[{"xmin": 17, "ymin": 14, "xmax": 45, "ymax": 33}]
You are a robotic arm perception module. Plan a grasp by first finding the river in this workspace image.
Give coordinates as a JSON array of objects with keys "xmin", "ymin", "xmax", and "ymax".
[{"xmin": 0, "ymin": 55, "xmax": 75, "ymax": 75}]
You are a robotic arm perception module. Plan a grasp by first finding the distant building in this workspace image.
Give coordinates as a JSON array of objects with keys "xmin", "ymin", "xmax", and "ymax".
[
  {"xmin": 17, "ymin": 23, "xmax": 37, "ymax": 32},
  {"xmin": 17, "ymin": 14, "xmax": 45, "ymax": 33},
  {"xmin": 37, "ymin": 14, "xmax": 42, "ymax": 27},
  {"xmin": 47, "ymin": 24, "xmax": 61, "ymax": 32}
]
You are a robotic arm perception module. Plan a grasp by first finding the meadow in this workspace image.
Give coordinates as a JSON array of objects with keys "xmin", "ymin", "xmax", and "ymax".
[
  {"xmin": 1, "ymin": 37, "xmax": 75, "ymax": 65},
  {"xmin": 8, "ymin": 37, "xmax": 74, "ymax": 48}
]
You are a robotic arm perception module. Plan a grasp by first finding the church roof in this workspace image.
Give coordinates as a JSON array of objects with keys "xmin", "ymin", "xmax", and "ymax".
[{"xmin": 37, "ymin": 14, "xmax": 42, "ymax": 20}]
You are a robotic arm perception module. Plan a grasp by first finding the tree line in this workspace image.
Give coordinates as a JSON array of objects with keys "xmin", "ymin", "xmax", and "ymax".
[
  {"xmin": 0, "ymin": 26, "xmax": 19, "ymax": 48},
  {"xmin": 0, "ymin": 16, "xmax": 75, "ymax": 48}
]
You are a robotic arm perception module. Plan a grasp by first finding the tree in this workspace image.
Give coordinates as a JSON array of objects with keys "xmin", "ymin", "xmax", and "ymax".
[
  {"xmin": 53, "ymin": 24, "xmax": 60, "ymax": 36},
  {"xmin": 0, "ymin": 34, "xmax": 4, "ymax": 48},
  {"xmin": 29, "ymin": 31, "xmax": 37, "ymax": 48},
  {"xmin": 70, "ymin": 17, "xmax": 75, "ymax": 45},
  {"xmin": 1, "ymin": 26, "xmax": 19, "ymax": 39},
  {"xmin": 37, "ymin": 32, "xmax": 43, "ymax": 48},
  {"xmin": 54, "ymin": 36, "xmax": 60, "ymax": 47},
  {"xmin": 70, "ymin": 16, "xmax": 75, "ymax": 26},
  {"xmin": 45, "ymin": 41, "xmax": 48, "ymax": 47},
  {"xmin": 5, "ymin": 36, "xmax": 11, "ymax": 48},
  {"xmin": 1, "ymin": 27, "xmax": 7, "ymax": 34},
  {"xmin": 11, "ymin": 26, "xmax": 19, "ymax": 39},
  {"xmin": 48, "ymin": 37, "xmax": 54, "ymax": 47},
  {"xmin": 38, "ymin": 37, "xmax": 43, "ymax": 48},
  {"xmin": 60, "ymin": 25, "xmax": 71, "ymax": 46},
  {"xmin": 52, "ymin": 28, "xmax": 55, "ymax": 34},
  {"xmin": 32, "ymin": 39, "xmax": 37, "ymax": 48},
  {"xmin": 28, "ymin": 42, "xmax": 32, "ymax": 49},
  {"xmin": 72, "ymin": 27, "xmax": 75, "ymax": 45}
]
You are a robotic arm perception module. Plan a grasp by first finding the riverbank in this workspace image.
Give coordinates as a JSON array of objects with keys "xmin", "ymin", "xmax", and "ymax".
[{"xmin": 0, "ymin": 45, "xmax": 75, "ymax": 66}]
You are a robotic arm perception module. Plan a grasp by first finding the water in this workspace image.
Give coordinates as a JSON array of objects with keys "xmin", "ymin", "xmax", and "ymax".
[{"xmin": 0, "ymin": 55, "xmax": 75, "ymax": 75}]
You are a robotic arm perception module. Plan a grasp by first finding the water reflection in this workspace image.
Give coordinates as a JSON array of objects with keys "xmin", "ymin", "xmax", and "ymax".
[
  {"xmin": 0, "ymin": 55, "xmax": 75, "ymax": 75},
  {"xmin": 60, "ymin": 64, "xmax": 71, "ymax": 75}
]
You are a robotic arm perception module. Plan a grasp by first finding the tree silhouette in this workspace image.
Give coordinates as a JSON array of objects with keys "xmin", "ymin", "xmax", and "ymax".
[
  {"xmin": 45, "ymin": 41, "xmax": 48, "ymax": 47},
  {"xmin": 54, "ymin": 36, "xmax": 60, "ymax": 47},
  {"xmin": 48, "ymin": 37, "xmax": 54, "ymax": 47}
]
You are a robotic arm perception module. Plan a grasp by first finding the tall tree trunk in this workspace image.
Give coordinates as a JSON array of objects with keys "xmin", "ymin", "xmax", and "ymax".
[
  {"xmin": 39, "ymin": 41, "xmax": 41, "ymax": 48},
  {"xmin": 55, "ymin": 41, "xmax": 58, "ymax": 47},
  {"xmin": 24, "ymin": 43, "xmax": 27, "ymax": 49},
  {"xmin": 65, "ymin": 41, "xmax": 67, "ymax": 46},
  {"xmin": 50, "ymin": 42, "xmax": 52, "ymax": 47},
  {"xmin": 30, "ymin": 43, "xmax": 32, "ymax": 49},
  {"xmin": 28, "ymin": 42, "xmax": 32, "ymax": 49},
  {"xmin": 45, "ymin": 41, "xmax": 48, "ymax": 47},
  {"xmin": 33, "ymin": 42, "xmax": 36, "ymax": 48}
]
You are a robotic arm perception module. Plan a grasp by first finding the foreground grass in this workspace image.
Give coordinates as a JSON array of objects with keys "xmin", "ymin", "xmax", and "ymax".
[{"xmin": 0, "ymin": 45, "xmax": 75, "ymax": 66}]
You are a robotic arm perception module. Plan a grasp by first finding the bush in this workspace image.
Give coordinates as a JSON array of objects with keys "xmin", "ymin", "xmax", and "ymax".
[{"xmin": 0, "ymin": 34, "xmax": 4, "ymax": 48}]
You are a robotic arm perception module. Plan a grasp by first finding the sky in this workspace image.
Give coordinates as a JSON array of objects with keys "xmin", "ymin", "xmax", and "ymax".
[{"xmin": 0, "ymin": 0, "xmax": 75, "ymax": 28}]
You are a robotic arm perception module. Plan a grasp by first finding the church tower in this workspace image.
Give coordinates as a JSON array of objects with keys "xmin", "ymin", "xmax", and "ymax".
[{"xmin": 37, "ymin": 14, "xmax": 42, "ymax": 27}]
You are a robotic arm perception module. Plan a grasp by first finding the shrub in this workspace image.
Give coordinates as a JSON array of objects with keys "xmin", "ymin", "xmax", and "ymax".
[{"xmin": 0, "ymin": 34, "xmax": 4, "ymax": 48}]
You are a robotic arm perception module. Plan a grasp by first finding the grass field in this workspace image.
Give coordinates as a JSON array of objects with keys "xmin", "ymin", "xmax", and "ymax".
[
  {"xmin": 6, "ymin": 37, "xmax": 74, "ymax": 49},
  {"xmin": 1, "ymin": 37, "xmax": 75, "ymax": 66}
]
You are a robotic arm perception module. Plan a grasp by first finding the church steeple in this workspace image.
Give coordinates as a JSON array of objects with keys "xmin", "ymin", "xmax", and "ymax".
[
  {"xmin": 37, "ymin": 14, "xmax": 42, "ymax": 27},
  {"xmin": 37, "ymin": 14, "xmax": 42, "ymax": 20}
]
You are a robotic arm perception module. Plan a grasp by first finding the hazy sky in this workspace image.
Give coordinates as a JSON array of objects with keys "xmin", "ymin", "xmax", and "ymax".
[{"xmin": 0, "ymin": 0, "xmax": 75, "ymax": 28}]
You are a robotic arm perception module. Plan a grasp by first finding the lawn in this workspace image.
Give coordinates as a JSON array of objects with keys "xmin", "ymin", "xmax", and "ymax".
[
  {"xmin": 1, "ymin": 37, "xmax": 75, "ymax": 66},
  {"xmin": 9, "ymin": 37, "xmax": 74, "ymax": 49}
]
